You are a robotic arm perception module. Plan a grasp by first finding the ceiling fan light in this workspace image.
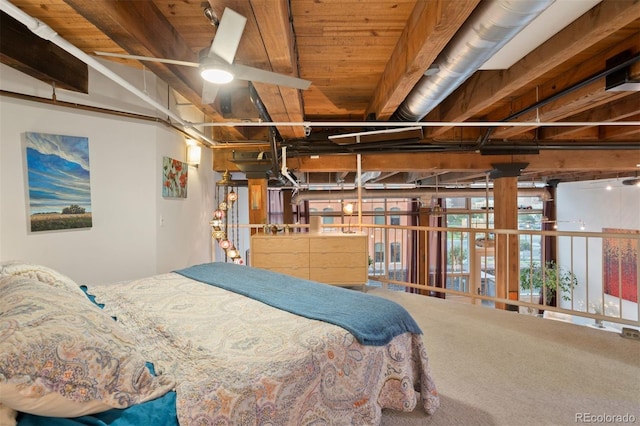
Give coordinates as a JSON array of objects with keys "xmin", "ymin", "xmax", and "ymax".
[{"xmin": 200, "ymin": 67, "xmax": 234, "ymax": 84}]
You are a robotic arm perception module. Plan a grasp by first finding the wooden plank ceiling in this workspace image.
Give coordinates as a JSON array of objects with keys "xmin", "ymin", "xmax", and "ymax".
[{"xmin": 2, "ymin": 0, "xmax": 639, "ymax": 187}]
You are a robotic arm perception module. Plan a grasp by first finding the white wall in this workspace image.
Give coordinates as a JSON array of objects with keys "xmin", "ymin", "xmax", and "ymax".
[
  {"xmin": 0, "ymin": 62, "xmax": 215, "ymax": 284},
  {"xmin": 556, "ymin": 180, "xmax": 640, "ymax": 233},
  {"xmin": 556, "ymin": 179, "xmax": 640, "ymax": 323}
]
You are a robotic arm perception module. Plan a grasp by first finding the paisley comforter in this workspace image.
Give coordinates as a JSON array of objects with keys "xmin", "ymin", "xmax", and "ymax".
[{"xmin": 86, "ymin": 269, "xmax": 439, "ymax": 425}]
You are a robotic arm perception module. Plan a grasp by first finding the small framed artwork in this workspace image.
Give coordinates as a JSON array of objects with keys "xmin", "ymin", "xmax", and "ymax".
[
  {"xmin": 25, "ymin": 132, "xmax": 93, "ymax": 232},
  {"xmin": 162, "ymin": 156, "xmax": 188, "ymax": 198}
]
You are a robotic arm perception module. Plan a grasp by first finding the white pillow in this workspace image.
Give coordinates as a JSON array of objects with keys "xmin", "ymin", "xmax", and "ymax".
[
  {"xmin": 0, "ymin": 261, "xmax": 85, "ymax": 298},
  {"xmin": 0, "ymin": 275, "xmax": 175, "ymax": 417}
]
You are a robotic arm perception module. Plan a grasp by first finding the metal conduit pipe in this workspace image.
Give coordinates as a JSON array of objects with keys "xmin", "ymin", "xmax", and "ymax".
[
  {"xmin": 291, "ymin": 187, "xmax": 550, "ymax": 204},
  {"xmin": 478, "ymin": 52, "xmax": 640, "ymax": 146},
  {"xmin": 248, "ymin": 83, "xmax": 286, "ymax": 183},
  {"xmin": 1, "ymin": 89, "xmax": 170, "ymax": 124},
  {"xmin": 0, "ymin": 0, "xmax": 216, "ymax": 146},
  {"xmin": 394, "ymin": 0, "xmax": 555, "ymax": 122}
]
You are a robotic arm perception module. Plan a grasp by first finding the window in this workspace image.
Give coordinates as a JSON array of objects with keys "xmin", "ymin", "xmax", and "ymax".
[
  {"xmin": 374, "ymin": 242, "xmax": 385, "ymax": 262},
  {"xmin": 374, "ymin": 207, "xmax": 385, "ymax": 225},
  {"xmin": 390, "ymin": 207, "xmax": 401, "ymax": 225},
  {"xmin": 390, "ymin": 242, "xmax": 401, "ymax": 262},
  {"xmin": 322, "ymin": 207, "xmax": 334, "ymax": 224}
]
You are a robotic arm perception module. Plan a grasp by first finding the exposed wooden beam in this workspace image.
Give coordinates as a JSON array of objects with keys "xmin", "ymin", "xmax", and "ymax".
[
  {"xmin": 353, "ymin": 150, "xmax": 640, "ymax": 173},
  {"xmin": 538, "ymin": 93, "xmax": 640, "ymax": 140},
  {"xmin": 365, "ymin": 0, "xmax": 479, "ymax": 121},
  {"xmin": 249, "ymin": 0, "xmax": 305, "ymax": 139},
  {"xmin": 429, "ymin": 0, "xmax": 640, "ymax": 134},
  {"xmin": 487, "ymin": 32, "xmax": 640, "ymax": 139},
  {"xmin": 490, "ymin": 82, "xmax": 629, "ymax": 139},
  {"xmin": 0, "ymin": 11, "xmax": 88, "ymax": 93},
  {"xmin": 213, "ymin": 148, "xmax": 640, "ymax": 173},
  {"xmin": 600, "ymin": 113, "xmax": 640, "ymax": 139},
  {"xmin": 212, "ymin": 143, "xmax": 272, "ymax": 172}
]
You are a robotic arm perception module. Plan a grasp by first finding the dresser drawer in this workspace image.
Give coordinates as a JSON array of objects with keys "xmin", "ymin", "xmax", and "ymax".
[
  {"xmin": 309, "ymin": 236, "xmax": 366, "ymax": 253},
  {"xmin": 261, "ymin": 266, "xmax": 309, "ymax": 280},
  {"xmin": 252, "ymin": 236, "xmax": 308, "ymax": 253},
  {"xmin": 310, "ymin": 267, "xmax": 367, "ymax": 284},
  {"xmin": 310, "ymin": 252, "xmax": 363, "ymax": 268},
  {"xmin": 252, "ymin": 252, "xmax": 310, "ymax": 269}
]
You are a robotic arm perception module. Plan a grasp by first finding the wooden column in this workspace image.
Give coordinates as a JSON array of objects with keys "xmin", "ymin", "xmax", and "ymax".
[
  {"xmin": 282, "ymin": 189, "xmax": 294, "ymax": 224},
  {"xmin": 418, "ymin": 207, "xmax": 429, "ymax": 294},
  {"xmin": 493, "ymin": 176, "xmax": 519, "ymax": 310},
  {"xmin": 418, "ymin": 206, "xmax": 445, "ymax": 298},
  {"xmin": 543, "ymin": 181, "xmax": 558, "ymax": 262},
  {"xmin": 247, "ymin": 178, "xmax": 268, "ymax": 234}
]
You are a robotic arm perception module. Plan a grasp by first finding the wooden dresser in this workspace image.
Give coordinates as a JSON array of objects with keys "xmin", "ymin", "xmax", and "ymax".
[{"xmin": 250, "ymin": 233, "xmax": 368, "ymax": 286}]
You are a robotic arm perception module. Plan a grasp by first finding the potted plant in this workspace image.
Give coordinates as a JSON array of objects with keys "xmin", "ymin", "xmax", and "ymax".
[{"xmin": 520, "ymin": 261, "xmax": 578, "ymax": 312}]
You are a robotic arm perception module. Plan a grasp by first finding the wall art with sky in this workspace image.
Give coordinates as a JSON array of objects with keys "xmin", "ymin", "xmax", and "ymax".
[{"xmin": 25, "ymin": 132, "xmax": 92, "ymax": 232}]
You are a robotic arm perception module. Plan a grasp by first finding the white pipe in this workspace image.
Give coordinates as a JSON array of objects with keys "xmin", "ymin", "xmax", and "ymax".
[
  {"xmin": 0, "ymin": 0, "xmax": 216, "ymax": 146},
  {"xmin": 328, "ymin": 126, "xmax": 423, "ymax": 140},
  {"xmin": 193, "ymin": 121, "xmax": 640, "ymax": 128},
  {"xmin": 280, "ymin": 146, "xmax": 300, "ymax": 188},
  {"xmin": 396, "ymin": 0, "xmax": 556, "ymax": 121}
]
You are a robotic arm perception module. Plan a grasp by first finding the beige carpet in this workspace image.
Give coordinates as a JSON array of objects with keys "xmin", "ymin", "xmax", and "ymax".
[{"xmin": 372, "ymin": 288, "xmax": 640, "ymax": 426}]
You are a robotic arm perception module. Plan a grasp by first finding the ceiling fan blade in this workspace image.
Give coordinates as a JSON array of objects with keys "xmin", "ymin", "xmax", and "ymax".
[
  {"xmin": 208, "ymin": 8, "xmax": 246, "ymax": 64},
  {"xmin": 94, "ymin": 51, "xmax": 199, "ymax": 68},
  {"xmin": 232, "ymin": 64, "xmax": 311, "ymax": 90},
  {"xmin": 201, "ymin": 82, "xmax": 220, "ymax": 105}
]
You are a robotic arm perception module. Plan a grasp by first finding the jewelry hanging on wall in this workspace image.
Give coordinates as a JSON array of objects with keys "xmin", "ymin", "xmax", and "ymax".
[{"xmin": 210, "ymin": 170, "xmax": 243, "ymax": 264}]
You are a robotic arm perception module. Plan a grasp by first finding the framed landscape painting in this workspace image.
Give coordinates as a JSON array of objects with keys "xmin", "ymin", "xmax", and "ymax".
[{"xmin": 25, "ymin": 132, "xmax": 92, "ymax": 232}]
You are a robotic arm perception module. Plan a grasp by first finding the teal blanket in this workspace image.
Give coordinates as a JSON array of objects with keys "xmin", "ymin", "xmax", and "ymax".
[{"xmin": 175, "ymin": 262, "xmax": 422, "ymax": 346}]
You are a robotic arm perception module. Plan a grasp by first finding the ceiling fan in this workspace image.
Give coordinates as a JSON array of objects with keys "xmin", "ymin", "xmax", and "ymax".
[{"xmin": 95, "ymin": 7, "xmax": 311, "ymax": 105}]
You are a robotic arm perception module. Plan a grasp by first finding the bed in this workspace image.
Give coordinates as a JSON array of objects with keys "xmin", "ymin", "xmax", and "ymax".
[{"xmin": 0, "ymin": 261, "xmax": 439, "ymax": 425}]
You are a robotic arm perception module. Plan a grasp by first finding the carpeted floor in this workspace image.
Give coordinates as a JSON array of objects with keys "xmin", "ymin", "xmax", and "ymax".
[{"xmin": 372, "ymin": 288, "xmax": 640, "ymax": 426}]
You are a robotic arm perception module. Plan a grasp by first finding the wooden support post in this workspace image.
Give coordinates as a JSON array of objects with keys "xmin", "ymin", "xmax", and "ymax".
[
  {"xmin": 419, "ymin": 206, "xmax": 445, "ymax": 298},
  {"xmin": 418, "ymin": 207, "xmax": 429, "ymax": 295},
  {"xmin": 248, "ymin": 178, "xmax": 268, "ymax": 234},
  {"xmin": 282, "ymin": 189, "xmax": 294, "ymax": 224},
  {"xmin": 493, "ymin": 176, "xmax": 520, "ymax": 310}
]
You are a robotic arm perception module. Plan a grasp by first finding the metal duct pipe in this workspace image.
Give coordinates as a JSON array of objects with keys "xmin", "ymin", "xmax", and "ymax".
[
  {"xmin": 291, "ymin": 187, "xmax": 550, "ymax": 204},
  {"xmin": 357, "ymin": 171, "xmax": 381, "ymax": 185},
  {"xmin": 0, "ymin": 0, "xmax": 215, "ymax": 145},
  {"xmin": 394, "ymin": 0, "xmax": 555, "ymax": 122}
]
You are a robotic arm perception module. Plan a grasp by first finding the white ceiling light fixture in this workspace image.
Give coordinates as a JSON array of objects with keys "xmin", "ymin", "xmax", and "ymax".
[
  {"xmin": 95, "ymin": 7, "xmax": 311, "ymax": 104},
  {"xmin": 200, "ymin": 64, "xmax": 234, "ymax": 84}
]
